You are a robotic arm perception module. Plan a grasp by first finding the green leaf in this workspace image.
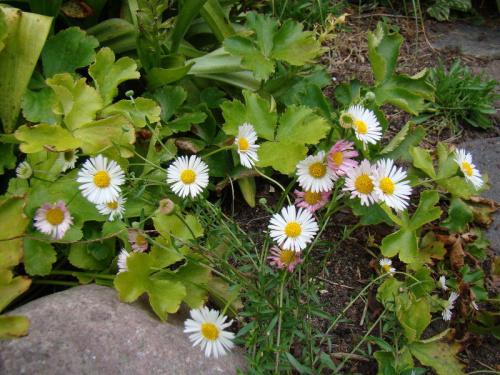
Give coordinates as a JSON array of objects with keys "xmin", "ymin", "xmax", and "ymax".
[
  {"xmin": 246, "ymin": 12, "xmax": 278, "ymax": 56},
  {"xmin": 89, "ymin": 47, "xmax": 140, "ymax": 107},
  {"xmin": 150, "ymin": 86, "xmax": 187, "ymax": 122},
  {"xmin": 46, "ymin": 73, "xmax": 103, "ymax": 131},
  {"xmin": 276, "ymin": 105, "xmax": 330, "ymax": 145},
  {"xmin": 377, "ymin": 277, "xmax": 407, "ymax": 311},
  {"xmin": 437, "ymin": 176, "xmax": 471, "ymax": 199},
  {"xmin": 42, "ymin": 27, "xmax": 98, "ymax": 78},
  {"xmin": 0, "ymin": 8, "xmax": 7, "ymax": 52},
  {"xmin": 101, "ymin": 98, "xmax": 161, "ymax": 129},
  {"xmin": 147, "ymin": 63, "xmax": 195, "ymax": 92},
  {"xmin": 0, "ymin": 269, "xmax": 31, "ymax": 311},
  {"xmin": 153, "ymin": 213, "xmax": 204, "ymax": 244},
  {"xmin": 257, "ymin": 141, "xmax": 307, "ymax": 175},
  {"xmin": 224, "ymin": 36, "xmax": 274, "ymax": 80},
  {"xmin": 222, "ymin": 90, "xmax": 277, "ymax": 141},
  {"xmin": 367, "ymin": 22, "xmax": 403, "ymax": 82},
  {"xmin": 381, "ymin": 123, "xmax": 425, "ymax": 162},
  {"xmin": 150, "ymin": 236, "xmax": 184, "ymax": 269},
  {"xmin": 0, "ymin": 315, "xmax": 30, "ymax": 340},
  {"xmin": 23, "ymin": 238, "xmax": 56, "ymax": 276},
  {"xmin": 22, "ymin": 88, "xmax": 62, "ymax": 126},
  {"xmin": 205, "ymin": 277, "xmax": 243, "ymax": 317},
  {"xmin": 0, "ymin": 195, "xmax": 30, "ymax": 268},
  {"xmin": 14, "ymin": 124, "xmax": 82, "ymax": 154},
  {"xmin": 352, "ymin": 200, "xmax": 393, "ymax": 225},
  {"xmin": 296, "ymin": 82, "xmax": 334, "ymax": 122},
  {"xmin": 409, "ymin": 147, "xmax": 436, "ymax": 178},
  {"xmin": 68, "ymin": 242, "xmax": 114, "ymax": 271},
  {"xmin": 168, "ymin": 109, "xmax": 207, "ymax": 133},
  {"xmin": 0, "ymin": 7, "xmax": 52, "ymax": 133},
  {"xmin": 440, "ymin": 198, "xmax": 473, "ymax": 232},
  {"xmin": 409, "ymin": 190, "xmax": 442, "ymax": 230},
  {"xmin": 436, "ymin": 143, "xmax": 459, "ymax": 179},
  {"xmin": 0, "ymin": 143, "xmax": 16, "ymax": 174},
  {"xmin": 381, "ymin": 228, "xmax": 418, "ymax": 263},
  {"xmin": 73, "ymin": 115, "xmax": 136, "ymax": 159},
  {"xmin": 409, "ymin": 331, "xmax": 466, "ymax": 375},
  {"xmin": 396, "ymin": 293, "xmax": 431, "ymax": 343}
]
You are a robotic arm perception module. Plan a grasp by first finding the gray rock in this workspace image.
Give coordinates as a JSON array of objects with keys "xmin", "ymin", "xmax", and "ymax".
[
  {"xmin": 429, "ymin": 23, "xmax": 500, "ymax": 59},
  {"xmin": 0, "ymin": 284, "xmax": 247, "ymax": 375},
  {"xmin": 459, "ymin": 137, "xmax": 500, "ymax": 253}
]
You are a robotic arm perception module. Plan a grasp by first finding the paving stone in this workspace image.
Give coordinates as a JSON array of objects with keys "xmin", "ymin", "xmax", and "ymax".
[
  {"xmin": 0, "ymin": 284, "xmax": 247, "ymax": 375},
  {"xmin": 459, "ymin": 137, "xmax": 500, "ymax": 253}
]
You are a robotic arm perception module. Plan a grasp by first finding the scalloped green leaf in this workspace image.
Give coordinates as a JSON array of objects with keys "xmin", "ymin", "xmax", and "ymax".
[
  {"xmin": 149, "ymin": 85, "xmax": 187, "ymax": 122},
  {"xmin": 150, "ymin": 236, "xmax": 185, "ymax": 269},
  {"xmin": 0, "ymin": 269, "xmax": 31, "ymax": 311},
  {"xmin": 381, "ymin": 228, "xmax": 418, "ymax": 263},
  {"xmin": 23, "ymin": 238, "xmax": 56, "ymax": 276},
  {"xmin": 367, "ymin": 22, "xmax": 403, "ymax": 82},
  {"xmin": 0, "ymin": 7, "xmax": 52, "ymax": 133},
  {"xmin": 0, "ymin": 195, "xmax": 30, "ymax": 268},
  {"xmin": 89, "ymin": 47, "xmax": 140, "ymax": 107},
  {"xmin": 101, "ymin": 98, "xmax": 161, "ymax": 129},
  {"xmin": 73, "ymin": 115, "xmax": 135, "ymax": 159},
  {"xmin": 0, "ymin": 143, "xmax": 16, "ymax": 174},
  {"xmin": 22, "ymin": 87, "xmax": 62, "ymax": 126},
  {"xmin": 409, "ymin": 190, "xmax": 442, "ymax": 230},
  {"xmin": 438, "ymin": 176, "xmax": 472, "ymax": 199},
  {"xmin": 276, "ymin": 105, "xmax": 329, "ymax": 144},
  {"xmin": 440, "ymin": 198, "xmax": 473, "ymax": 232},
  {"xmin": 396, "ymin": 293, "xmax": 431, "ymax": 343},
  {"xmin": 257, "ymin": 141, "xmax": 307, "ymax": 175},
  {"xmin": 46, "ymin": 73, "xmax": 103, "ymax": 131},
  {"xmin": 42, "ymin": 27, "xmax": 98, "ymax": 78},
  {"xmin": 0, "ymin": 315, "xmax": 30, "ymax": 340},
  {"xmin": 410, "ymin": 147, "xmax": 436, "ymax": 178},
  {"xmin": 224, "ymin": 36, "xmax": 274, "ymax": 80},
  {"xmin": 153, "ymin": 213, "xmax": 204, "ymax": 243},
  {"xmin": 222, "ymin": 90, "xmax": 277, "ymax": 141},
  {"xmin": 15, "ymin": 124, "xmax": 82, "ymax": 154},
  {"xmin": 246, "ymin": 11, "xmax": 278, "ymax": 55},
  {"xmin": 68, "ymin": 241, "xmax": 115, "ymax": 271}
]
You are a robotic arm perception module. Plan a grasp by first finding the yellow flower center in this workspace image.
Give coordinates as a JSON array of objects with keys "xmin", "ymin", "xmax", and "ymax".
[
  {"xmin": 379, "ymin": 177, "xmax": 395, "ymax": 195},
  {"xmin": 238, "ymin": 137, "xmax": 249, "ymax": 153},
  {"xmin": 180, "ymin": 169, "xmax": 196, "ymax": 184},
  {"xmin": 94, "ymin": 171, "xmax": 111, "ymax": 188},
  {"xmin": 107, "ymin": 201, "xmax": 118, "ymax": 210},
  {"xmin": 284, "ymin": 222, "xmax": 302, "ymax": 238},
  {"xmin": 136, "ymin": 234, "xmax": 146, "ymax": 247},
  {"xmin": 355, "ymin": 174, "xmax": 374, "ymax": 194},
  {"xmin": 201, "ymin": 323, "xmax": 219, "ymax": 340},
  {"xmin": 461, "ymin": 162, "xmax": 473, "ymax": 176},
  {"xmin": 63, "ymin": 150, "xmax": 74, "ymax": 162},
  {"xmin": 304, "ymin": 191, "xmax": 322, "ymax": 205},
  {"xmin": 46, "ymin": 208, "xmax": 64, "ymax": 226},
  {"xmin": 330, "ymin": 151, "xmax": 343, "ymax": 167},
  {"xmin": 382, "ymin": 264, "xmax": 391, "ymax": 272},
  {"xmin": 280, "ymin": 249, "xmax": 295, "ymax": 265},
  {"xmin": 308, "ymin": 162, "xmax": 326, "ymax": 178},
  {"xmin": 354, "ymin": 120, "xmax": 368, "ymax": 134}
]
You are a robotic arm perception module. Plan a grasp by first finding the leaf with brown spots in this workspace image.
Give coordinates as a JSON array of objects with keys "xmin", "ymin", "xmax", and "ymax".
[
  {"xmin": 61, "ymin": 0, "xmax": 94, "ymax": 18},
  {"xmin": 465, "ymin": 196, "xmax": 500, "ymax": 227}
]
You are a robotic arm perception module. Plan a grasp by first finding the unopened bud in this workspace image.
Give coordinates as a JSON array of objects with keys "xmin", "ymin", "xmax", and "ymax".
[
  {"xmin": 125, "ymin": 90, "xmax": 135, "ymax": 98},
  {"xmin": 158, "ymin": 198, "xmax": 176, "ymax": 215},
  {"xmin": 364, "ymin": 91, "xmax": 376, "ymax": 103},
  {"xmin": 258, "ymin": 198, "xmax": 267, "ymax": 205},
  {"xmin": 339, "ymin": 111, "xmax": 355, "ymax": 129}
]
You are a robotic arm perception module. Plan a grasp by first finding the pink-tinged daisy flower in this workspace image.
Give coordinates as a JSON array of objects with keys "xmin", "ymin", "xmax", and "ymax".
[
  {"xmin": 77, "ymin": 154, "xmax": 125, "ymax": 204},
  {"xmin": 294, "ymin": 189, "xmax": 331, "ymax": 213},
  {"xmin": 343, "ymin": 159, "xmax": 379, "ymax": 206},
  {"xmin": 269, "ymin": 205, "xmax": 319, "ymax": 252},
  {"xmin": 268, "ymin": 245, "xmax": 304, "ymax": 273},
  {"xmin": 348, "ymin": 105, "xmax": 382, "ymax": 147},
  {"xmin": 127, "ymin": 230, "xmax": 148, "ymax": 252},
  {"xmin": 166, "ymin": 155, "xmax": 209, "ymax": 199},
  {"xmin": 442, "ymin": 291, "xmax": 459, "ymax": 321},
  {"xmin": 96, "ymin": 195, "xmax": 126, "ymax": 221},
  {"xmin": 184, "ymin": 307, "xmax": 235, "ymax": 358},
  {"xmin": 296, "ymin": 151, "xmax": 335, "ymax": 193},
  {"xmin": 117, "ymin": 248, "xmax": 130, "ymax": 274},
  {"xmin": 327, "ymin": 139, "xmax": 359, "ymax": 179},
  {"xmin": 372, "ymin": 159, "xmax": 412, "ymax": 212},
  {"xmin": 57, "ymin": 149, "xmax": 79, "ymax": 172},
  {"xmin": 379, "ymin": 258, "xmax": 396, "ymax": 276},
  {"xmin": 453, "ymin": 149, "xmax": 483, "ymax": 190},
  {"xmin": 34, "ymin": 201, "xmax": 73, "ymax": 240},
  {"xmin": 235, "ymin": 123, "xmax": 259, "ymax": 168}
]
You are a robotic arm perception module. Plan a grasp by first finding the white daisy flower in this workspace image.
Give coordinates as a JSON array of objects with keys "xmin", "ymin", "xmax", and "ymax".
[
  {"xmin": 77, "ymin": 154, "xmax": 125, "ymax": 204},
  {"xmin": 16, "ymin": 161, "xmax": 32, "ymax": 179},
  {"xmin": 438, "ymin": 276, "xmax": 448, "ymax": 291},
  {"xmin": 269, "ymin": 205, "xmax": 319, "ymax": 252},
  {"xmin": 379, "ymin": 258, "xmax": 395, "ymax": 275},
  {"xmin": 348, "ymin": 105, "xmax": 382, "ymax": 147},
  {"xmin": 117, "ymin": 248, "xmax": 130, "ymax": 274},
  {"xmin": 372, "ymin": 159, "xmax": 412, "ymax": 212},
  {"xmin": 33, "ymin": 200, "xmax": 73, "ymax": 240},
  {"xmin": 183, "ymin": 306, "xmax": 235, "ymax": 358},
  {"xmin": 442, "ymin": 291, "xmax": 459, "ymax": 321},
  {"xmin": 127, "ymin": 229, "xmax": 149, "ymax": 253},
  {"xmin": 96, "ymin": 195, "xmax": 126, "ymax": 221},
  {"xmin": 343, "ymin": 159, "xmax": 379, "ymax": 206},
  {"xmin": 57, "ymin": 149, "xmax": 79, "ymax": 172},
  {"xmin": 453, "ymin": 149, "xmax": 483, "ymax": 190},
  {"xmin": 296, "ymin": 151, "xmax": 335, "ymax": 193},
  {"xmin": 235, "ymin": 123, "xmax": 259, "ymax": 168},
  {"xmin": 166, "ymin": 155, "xmax": 209, "ymax": 199}
]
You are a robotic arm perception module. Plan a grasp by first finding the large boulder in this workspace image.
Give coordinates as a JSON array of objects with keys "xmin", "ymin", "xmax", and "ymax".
[{"xmin": 0, "ymin": 284, "xmax": 247, "ymax": 375}]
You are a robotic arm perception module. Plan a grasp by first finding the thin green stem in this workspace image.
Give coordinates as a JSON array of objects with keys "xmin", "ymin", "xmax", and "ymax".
[
  {"xmin": 253, "ymin": 167, "xmax": 291, "ymax": 206},
  {"xmin": 50, "ymin": 270, "xmax": 116, "ymax": 280},
  {"xmin": 274, "ymin": 271, "xmax": 287, "ymax": 373},
  {"xmin": 201, "ymin": 145, "xmax": 233, "ymax": 159},
  {"xmin": 32, "ymin": 280, "xmax": 81, "ymax": 286}
]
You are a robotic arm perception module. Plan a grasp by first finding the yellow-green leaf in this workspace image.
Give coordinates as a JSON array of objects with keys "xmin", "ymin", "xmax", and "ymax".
[
  {"xmin": 0, "ymin": 195, "xmax": 30, "ymax": 268},
  {"xmin": 15, "ymin": 124, "xmax": 82, "ymax": 154},
  {"xmin": 0, "ymin": 315, "xmax": 30, "ymax": 340}
]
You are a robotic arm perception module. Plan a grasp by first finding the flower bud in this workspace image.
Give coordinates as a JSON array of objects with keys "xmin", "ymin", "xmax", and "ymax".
[
  {"xmin": 364, "ymin": 91, "xmax": 376, "ymax": 103},
  {"xmin": 339, "ymin": 111, "xmax": 355, "ymax": 129},
  {"xmin": 158, "ymin": 198, "xmax": 176, "ymax": 215}
]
